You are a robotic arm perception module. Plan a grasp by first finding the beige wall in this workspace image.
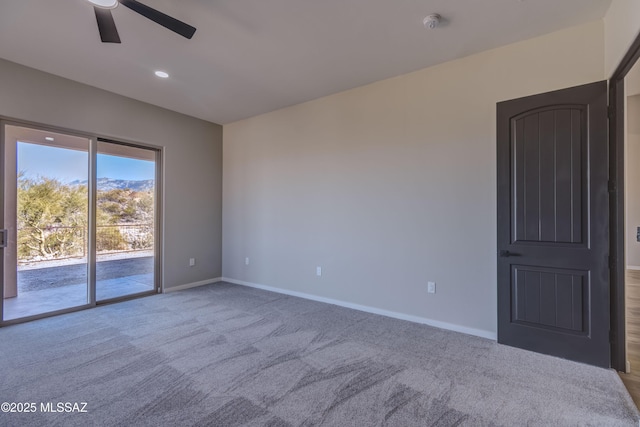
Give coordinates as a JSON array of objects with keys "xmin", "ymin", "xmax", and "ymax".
[
  {"xmin": 625, "ymin": 46, "xmax": 640, "ymax": 267},
  {"xmin": 222, "ymin": 21, "xmax": 605, "ymax": 337},
  {"xmin": 0, "ymin": 58, "xmax": 223, "ymax": 290},
  {"xmin": 605, "ymin": 0, "xmax": 640, "ymax": 77},
  {"xmin": 626, "ymin": 95, "xmax": 640, "ymax": 267}
]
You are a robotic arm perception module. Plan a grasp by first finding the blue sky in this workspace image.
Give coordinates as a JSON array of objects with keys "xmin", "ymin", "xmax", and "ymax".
[{"xmin": 18, "ymin": 142, "xmax": 155, "ymax": 183}]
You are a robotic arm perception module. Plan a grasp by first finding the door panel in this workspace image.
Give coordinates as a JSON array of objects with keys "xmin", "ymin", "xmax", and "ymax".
[
  {"xmin": 513, "ymin": 107, "xmax": 586, "ymax": 245},
  {"xmin": 2, "ymin": 124, "xmax": 91, "ymax": 322},
  {"xmin": 95, "ymin": 140, "xmax": 158, "ymax": 301},
  {"xmin": 512, "ymin": 266, "xmax": 587, "ymax": 333},
  {"xmin": 497, "ymin": 81, "xmax": 609, "ymax": 367}
]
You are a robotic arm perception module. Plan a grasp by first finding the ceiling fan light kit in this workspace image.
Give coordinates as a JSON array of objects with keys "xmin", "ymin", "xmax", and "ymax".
[
  {"xmin": 88, "ymin": 0, "xmax": 197, "ymax": 44},
  {"xmin": 87, "ymin": 0, "xmax": 118, "ymax": 9}
]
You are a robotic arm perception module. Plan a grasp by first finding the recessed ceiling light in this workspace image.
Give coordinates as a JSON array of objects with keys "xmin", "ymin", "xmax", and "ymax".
[
  {"xmin": 86, "ymin": 0, "xmax": 118, "ymax": 9},
  {"xmin": 154, "ymin": 71, "xmax": 170, "ymax": 78},
  {"xmin": 45, "ymin": 137, "xmax": 55, "ymax": 141}
]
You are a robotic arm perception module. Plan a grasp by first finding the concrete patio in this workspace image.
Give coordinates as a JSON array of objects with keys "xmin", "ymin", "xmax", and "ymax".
[{"xmin": 3, "ymin": 255, "xmax": 154, "ymax": 320}]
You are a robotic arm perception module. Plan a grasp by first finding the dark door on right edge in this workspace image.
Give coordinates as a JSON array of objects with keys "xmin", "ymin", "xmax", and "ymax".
[{"xmin": 497, "ymin": 81, "xmax": 609, "ymax": 368}]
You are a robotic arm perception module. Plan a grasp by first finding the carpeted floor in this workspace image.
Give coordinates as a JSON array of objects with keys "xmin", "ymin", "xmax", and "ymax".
[{"xmin": 0, "ymin": 282, "xmax": 638, "ymax": 426}]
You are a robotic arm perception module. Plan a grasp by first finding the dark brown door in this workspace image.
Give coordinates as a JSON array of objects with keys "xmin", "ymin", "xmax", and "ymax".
[{"xmin": 497, "ymin": 81, "xmax": 609, "ymax": 368}]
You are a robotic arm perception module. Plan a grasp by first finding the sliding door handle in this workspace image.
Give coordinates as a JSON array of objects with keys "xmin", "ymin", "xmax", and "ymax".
[{"xmin": 0, "ymin": 229, "xmax": 6, "ymax": 248}]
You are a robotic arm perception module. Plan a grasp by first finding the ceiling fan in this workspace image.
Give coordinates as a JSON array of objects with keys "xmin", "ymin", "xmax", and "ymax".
[{"xmin": 87, "ymin": 0, "xmax": 196, "ymax": 44}]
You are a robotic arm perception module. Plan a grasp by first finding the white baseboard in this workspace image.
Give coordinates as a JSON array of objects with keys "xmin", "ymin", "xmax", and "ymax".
[
  {"xmin": 220, "ymin": 277, "xmax": 497, "ymax": 341},
  {"xmin": 627, "ymin": 265, "xmax": 640, "ymax": 271},
  {"xmin": 164, "ymin": 277, "xmax": 222, "ymax": 293}
]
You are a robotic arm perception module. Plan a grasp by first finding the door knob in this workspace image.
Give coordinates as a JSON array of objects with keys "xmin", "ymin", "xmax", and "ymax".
[{"xmin": 499, "ymin": 250, "xmax": 520, "ymax": 257}]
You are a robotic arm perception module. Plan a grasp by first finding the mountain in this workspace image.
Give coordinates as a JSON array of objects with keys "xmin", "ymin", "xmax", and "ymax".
[{"xmin": 69, "ymin": 178, "xmax": 154, "ymax": 191}]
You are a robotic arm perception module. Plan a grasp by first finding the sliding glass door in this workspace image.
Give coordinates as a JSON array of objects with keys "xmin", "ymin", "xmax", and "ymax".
[
  {"xmin": 96, "ymin": 141, "xmax": 157, "ymax": 301},
  {"xmin": 1, "ymin": 122, "xmax": 160, "ymax": 324},
  {"xmin": 2, "ymin": 125, "xmax": 90, "ymax": 321}
]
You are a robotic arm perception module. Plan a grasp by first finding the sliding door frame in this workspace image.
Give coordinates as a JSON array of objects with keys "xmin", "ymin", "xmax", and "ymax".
[
  {"xmin": 95, "ymin": 137, "xmax": 163, "ymax": 304},
  {"xmin": 0, "ymin": 118, "xmax": 94, "ymax": 326},
  {"xmin": 0, "ymin": 116, "xmax": 163, "ymax": 325}
]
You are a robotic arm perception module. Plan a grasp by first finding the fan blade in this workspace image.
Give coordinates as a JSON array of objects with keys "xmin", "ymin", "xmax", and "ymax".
[
  {"xmin": 94, "ymin": 7, "xmax": 121, "ymax": 43},
  {"xmin": 119, "ymin": 0, "xmax": 196, "ymax": 39}
]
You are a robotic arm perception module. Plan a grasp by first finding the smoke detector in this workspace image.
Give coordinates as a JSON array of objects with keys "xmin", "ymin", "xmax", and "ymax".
[{"xmin": 423, "ymin": 14, "xmax": 442, "ymax": 29}]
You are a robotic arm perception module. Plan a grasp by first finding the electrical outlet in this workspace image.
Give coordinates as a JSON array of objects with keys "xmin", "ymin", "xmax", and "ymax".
[
  {"xmin": 316, "ymin": 266, "xmax": 322, "ymax": 277},
  {"xmin": 427, "ymin": 281, "xmax": 436, "ymax": 294},
  {"xmin": 189, "ymin": 258, "xmax": 196, "ymax": 267},
  {"xmin": 245, "ymin": 257, "xmax": 250, "ymax": 265}
]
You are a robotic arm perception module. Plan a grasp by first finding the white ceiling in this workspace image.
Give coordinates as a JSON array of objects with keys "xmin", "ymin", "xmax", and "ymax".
[{"xmin": 0, "ymin": 0, "xmax": 612, "ymax": 124}]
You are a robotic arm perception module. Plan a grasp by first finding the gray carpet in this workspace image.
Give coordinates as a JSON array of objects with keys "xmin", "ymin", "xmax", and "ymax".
[{"xmin": 0, "ymin": 282, "xmax": 638, "ymax": 426}]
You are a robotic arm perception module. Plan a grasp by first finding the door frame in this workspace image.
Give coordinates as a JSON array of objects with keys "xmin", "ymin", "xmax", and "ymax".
[
  {"xmin": 0, "ymin": 116, "xmax": 164, "ymax": 326},
  {"xmin": 610, "ymin": 31, "xmax": 640, "ymax": 372}
]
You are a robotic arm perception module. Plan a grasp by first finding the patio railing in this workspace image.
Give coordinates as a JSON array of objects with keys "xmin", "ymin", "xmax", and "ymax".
[{"xmin": 17, "ymin": 223, "xmax": 153, "ymax": 264}]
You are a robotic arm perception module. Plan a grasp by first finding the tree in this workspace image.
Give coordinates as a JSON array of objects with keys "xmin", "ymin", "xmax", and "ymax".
[
  {"xmin": 17, "ymin": 176, "xmax": 87, "ymax": 259},
  {"xmin": 17, "ymin": 177, "xmax": 155, "ymax": 261},
  {"xmin": 96, "ymin": 226, "xmax": 128, "ymax": 251},
  {"xmin": 95, "ymin": 188, "xmax": 154, "ymax": 252},
  {"xmin": 96, "ymin": 188, "xmax": 153, "ymax": 224}
]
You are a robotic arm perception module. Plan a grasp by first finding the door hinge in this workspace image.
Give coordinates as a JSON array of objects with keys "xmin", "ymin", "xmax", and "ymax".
[
  {"xmin": 609, "ymin": 180, "xmax": 617, "ymax": 193},
  {"xmin": 610, "ymin": 330, "xmax": 616, "ymax": 344},
  {"xmin": 608, "ymin": 106, "xmax": 616, "ymax": 119},
  {"xmin": 0, "ymin": 229, "xmax": 6, "ymax": 248},
  {"xmin": 609, "ymin": 255, "xmax": 616, "ymax": 269}
]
